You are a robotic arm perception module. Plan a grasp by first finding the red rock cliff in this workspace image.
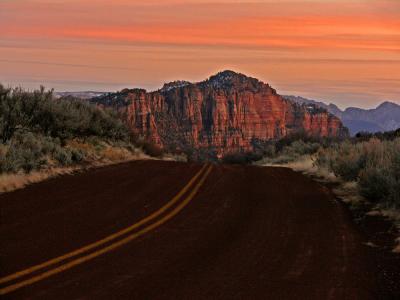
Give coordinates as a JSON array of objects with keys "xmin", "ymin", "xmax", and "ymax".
[{"xmin": 93, "ymin": 71, "xmax": 347, "ymax": 157}]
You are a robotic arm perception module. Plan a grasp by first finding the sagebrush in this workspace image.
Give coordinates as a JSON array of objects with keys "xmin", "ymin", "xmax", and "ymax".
[
  {"xmin": 0, "ymin": 85, "xmax": 160, "ymax": 174},
  {"xmin": 316, "ymin": 138, "xmax": 400, "ymax": 207}
]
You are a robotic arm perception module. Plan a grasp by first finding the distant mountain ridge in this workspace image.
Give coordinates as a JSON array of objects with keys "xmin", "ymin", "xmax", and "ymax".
[
  {"xmin": 284, "ymin": 96, "xmax": 400, "ymax": 135},
  {"xmin": 55, "ymin": 91, "xmax": 108, "ymax": 99}
]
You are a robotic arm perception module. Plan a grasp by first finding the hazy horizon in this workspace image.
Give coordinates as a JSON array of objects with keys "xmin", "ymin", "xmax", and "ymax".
[{"xmin": 1, "ymin": 0, "xmax": 399, "ymax": 109}]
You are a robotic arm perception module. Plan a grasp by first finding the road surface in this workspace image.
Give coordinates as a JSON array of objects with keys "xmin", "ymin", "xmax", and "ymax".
[{"xmin": 1, "ymin": 160, "xmax": 377, "ymax": 299}]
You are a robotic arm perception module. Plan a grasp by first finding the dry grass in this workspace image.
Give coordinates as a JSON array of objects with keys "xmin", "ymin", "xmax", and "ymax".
[
  {"xmin": 0, "ymin": 145, "xmax": 151, "ymax": 194},
  {"xmin": 66, "ymin": 139, "xmax": 96, "ymax": 153},
  {"xmin": 0, "ymin": 142, "xmax": 183, "ymax": 194},
  {"xmin": 265, "ymin": 155, "xmax": 363, "ymax": 204},
  {"xmin": 100, "ymin": 146, "xmax": 135, "ymax": 162},
  {"xmin": 332, "ymin": 181, "xmax": 364, "ymax": 204},
  {"xmin": 0, "ymin": 167, "xmax": 77, "ymax": 193},
  {"xmin": 161, "ymin": 153, "xmax": 187, "ymax": 162},
  {"xmin": 263, "ymin": 155, "xmax": 338, "ymax": 182}
]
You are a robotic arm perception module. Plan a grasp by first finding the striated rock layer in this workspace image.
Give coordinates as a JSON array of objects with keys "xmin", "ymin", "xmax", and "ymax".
[{"xmin": 92, "ymin": 71, "xmax": 348, "ymax": 157}]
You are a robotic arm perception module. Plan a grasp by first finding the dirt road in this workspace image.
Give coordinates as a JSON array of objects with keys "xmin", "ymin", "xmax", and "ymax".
[{"xmin": 0, "ymin": 160, "xmax": 378, "ymax": 299}]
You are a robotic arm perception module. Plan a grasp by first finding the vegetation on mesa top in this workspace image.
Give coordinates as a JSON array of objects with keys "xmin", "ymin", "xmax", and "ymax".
[{"xmin": 0, "ymin": 85, "xmax": 162, "ymax": 174}]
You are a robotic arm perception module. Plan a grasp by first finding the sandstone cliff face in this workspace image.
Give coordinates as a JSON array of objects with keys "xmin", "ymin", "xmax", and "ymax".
[{"xmin": 93, "ymin": 71, "xmax": 347, "ymax": 157}]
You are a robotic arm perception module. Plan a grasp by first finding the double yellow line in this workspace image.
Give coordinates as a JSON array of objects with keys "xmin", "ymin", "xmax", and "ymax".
[{"xmin": 0, "ymin": 164, "xmax": 213, "ymax": 295}]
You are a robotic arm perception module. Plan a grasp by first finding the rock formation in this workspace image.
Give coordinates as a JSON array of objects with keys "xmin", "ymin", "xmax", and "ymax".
[{"xmin": 92, "ymin": 71, "xmax": 348, "ymax": 157}]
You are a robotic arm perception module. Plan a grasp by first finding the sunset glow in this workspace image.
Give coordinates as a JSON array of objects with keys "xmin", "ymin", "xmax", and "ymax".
[{"xmin": 1, "ymin": 0, "xmax": 399, "ymax": 108}]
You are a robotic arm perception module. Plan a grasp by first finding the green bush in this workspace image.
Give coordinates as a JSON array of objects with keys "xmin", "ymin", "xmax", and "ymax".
[
  {"xmin": 0, "ymin": 85, "xmax": 130, "ymax": 143},
  {"xmin": 70, "ymin": 148, "xmax": 84, "ymax": 162},
  {"xmin": 282, "ymin": 140, "xmax": 320, "ymax": 157},
  {"xmin": 258, "ymin": 139, "xmax": 322, "ymax": 165},
  {"xmin": 0, "ymin": 132, "xmax": 48, "ymax": 173},
  {"xmin": 358, "ymin": 167, "xmax": 392, "ymax": 202},
  {"xmin": 53, "ymin": 147, "xmax": 72, "ymax": 166},
  {"xmin": 316, "ymin": 142, "xmax": 367, "ymax": 181},
  {"xmin": 0, "ymin": 85, "xmax": 157, "ymax": 174},
  {"xmin": 0, "ymin": 131, "xmax": 90, "ymax": 173},
  {"xmin": 331, "ymin": 156, "xmax": 366, "ymax": 181}
]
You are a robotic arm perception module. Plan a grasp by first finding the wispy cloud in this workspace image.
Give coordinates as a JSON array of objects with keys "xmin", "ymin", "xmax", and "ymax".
[
  {"xmin": 0, "ymin": 59, "xmax": 141, "ymax": 71},
  {"xmin": 0, "ymin": 0, "xmax": 399, "ymax": 107}
]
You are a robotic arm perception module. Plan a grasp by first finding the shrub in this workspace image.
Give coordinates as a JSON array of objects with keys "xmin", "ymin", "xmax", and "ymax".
[
  {"xmin": 1, "ymin": 132, "xmax": 48, "ymax": 173},
  {"xmin": 282, "ymin": 140, "xmax": 320, "ymax": 157},
  {"xmin": 0, "ymin": 85, "xmax": 160, "ymax": 174},
  {"xmin": 331, "ymin": 156, "xmax": 366, "ymax": 181},
  {"xmin": 316, "ymin": 142, "xmax": 367, "ymax": 181},
  {"xmin": 53, "ymin": 147, "xmax": 72, "ymax": 166},
  {"xmin": 258, "ymin": 139, "xmax": 322, "ymax": 165},
  {"xmin": 358, "ymin": 167, "xmax": 392, "ymax": 202},
  {"xmin": 70, "ymin": 148, "xmax": 84, "ymax": 162},
  {"xmin": 0, "ymin": 85, "xmax": 130, "ymax": 143},
  {"xmin": 0, "ymin": 132, "xmax": 91, "ymax": 173},
  {"xmin": 316, "ymin": 137, "xmax": 400, "ymax": 207}
]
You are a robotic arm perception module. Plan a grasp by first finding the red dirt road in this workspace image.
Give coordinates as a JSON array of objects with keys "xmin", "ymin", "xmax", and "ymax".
[{"xmin": 0, "ymin": 160, "xmax": 379, "ymax": 299}]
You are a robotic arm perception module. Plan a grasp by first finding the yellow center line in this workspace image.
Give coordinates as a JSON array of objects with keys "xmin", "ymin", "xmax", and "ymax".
[
  {"xmin": 0, "ymin": 164, "xmax": 213, "ymax": 295},
  {"xmin": 0, "ymin": 164, "xmax": 208, "ymax": 286}
]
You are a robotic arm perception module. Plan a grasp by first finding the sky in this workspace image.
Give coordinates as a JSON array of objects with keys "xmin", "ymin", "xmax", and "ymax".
[{"xmin": 0, "ymin": 0, "xmax": 399, "ymax": 109}]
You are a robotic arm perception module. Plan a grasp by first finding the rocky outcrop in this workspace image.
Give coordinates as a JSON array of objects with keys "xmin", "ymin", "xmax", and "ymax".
[
  {"xmin": 285, "ymin": 95, "xmax": 400, "ymax": 135},
  {"xmin": 92, "ymin": 71, "xmax": 348, "ymax": 157}
]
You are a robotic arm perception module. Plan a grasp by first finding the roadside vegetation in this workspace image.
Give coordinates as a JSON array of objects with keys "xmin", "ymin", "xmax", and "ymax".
[
  {"xmin": 315, "ymin": 137, "xmax": 400, "ymax": 208},
  {"xmin": 223, "ymin": 132, "xmax": 339, "ymax": 165},
  {"xmin": 249, "ymin": 129, "xmax": 400, "ymax": 251},
  {"xmin": 0, "ymin": 85, "xmax": 164, "ymax": 191},
  {"xmin": 252, "ymin": 130, "xmax": 400, "ymax": 208}
]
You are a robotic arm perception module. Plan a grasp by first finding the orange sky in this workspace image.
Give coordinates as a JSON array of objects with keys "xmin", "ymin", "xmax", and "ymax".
[{"xmin": 1, "ymin": 0, "xmax": 399, "ymax": 108}]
